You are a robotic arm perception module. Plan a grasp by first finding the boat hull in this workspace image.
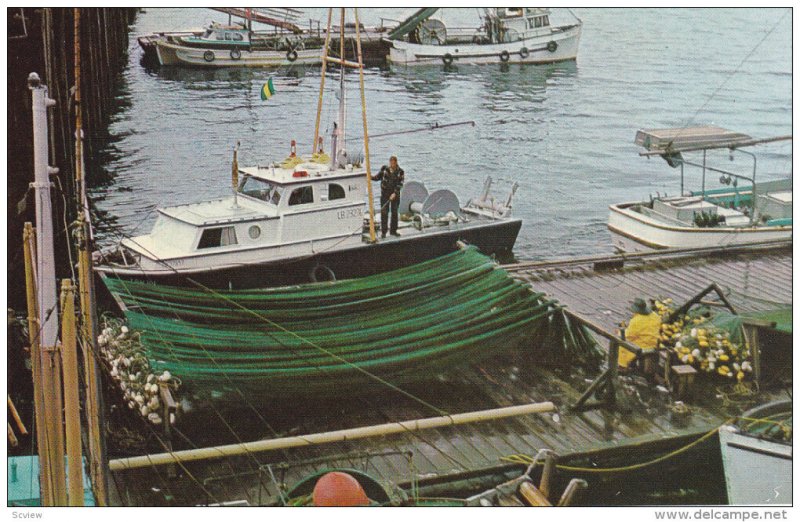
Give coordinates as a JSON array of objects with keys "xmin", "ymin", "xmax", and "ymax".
[
  {"xmin": 97, "ymin": 218, "xmax": 522, "ymax": 289},
  {"xmin": 719, "ymin": 401, "xmax": 793, "ymax": 505},
  {"xmin": 608, "ymin": 202, "xmax": 793, "ymax": 253},
  {"xmin": 155, "ymin": 39, "xmax": 322, "ymax": 67},
  {"xmin": 387, "ymin": 24, "xmax": 581, "ymax": 66}
]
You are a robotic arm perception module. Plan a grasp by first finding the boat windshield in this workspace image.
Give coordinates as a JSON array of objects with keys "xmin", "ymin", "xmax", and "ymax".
[{"xmin": 240, "ymin": 175, "xmax": 279, "ymax": 204}]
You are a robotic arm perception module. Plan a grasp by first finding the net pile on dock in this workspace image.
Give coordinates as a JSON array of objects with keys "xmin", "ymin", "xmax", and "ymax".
[{"xmin": 102, "ymin": 248, "xmax": 601, "ymax": 397}]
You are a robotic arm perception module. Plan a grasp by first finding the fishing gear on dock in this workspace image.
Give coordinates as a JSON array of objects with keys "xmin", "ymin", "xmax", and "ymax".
[{"xmin": 102, "ymin": 247, "xmax": 603, "ymax": 399}]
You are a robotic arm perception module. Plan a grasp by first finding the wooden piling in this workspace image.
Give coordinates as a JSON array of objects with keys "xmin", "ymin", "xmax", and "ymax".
[
  {"xmin": 23, "ymin": 223, "xmax": 54, "ymax": 506},
  {"xmin": 60, "ymin": 280, "xmax": 84, "ymax": 506}
]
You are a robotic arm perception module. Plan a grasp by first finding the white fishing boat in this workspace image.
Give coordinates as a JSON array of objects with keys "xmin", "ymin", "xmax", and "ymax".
[
  {"xmin": 386, "ymin": 8, "xmax": 581, "ymax": 66},
  {"xmin": 154, "ymin": 22, "xmax": 324, "ymax": 68},
  {"xmin": 718, "ymin": 400, "xmax": 792, "ymax": 505},
  {"xmin": 608, "ymin": 126, "xmax": 792, "ymax": 252},
  {"xmin": 96, "ymin": 10, "xmax": 522, "ymax": 289}
]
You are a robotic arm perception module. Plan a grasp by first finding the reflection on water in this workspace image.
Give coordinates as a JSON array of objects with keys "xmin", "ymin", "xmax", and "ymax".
[{"xmin": 93, "ymin": 8, "xmax": 791, "ymax": 261}]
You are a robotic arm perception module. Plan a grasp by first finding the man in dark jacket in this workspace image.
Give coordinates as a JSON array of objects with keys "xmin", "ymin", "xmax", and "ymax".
[{"xmin": 371, "ymin": 156, "xmax": 405, "ymax": 238}]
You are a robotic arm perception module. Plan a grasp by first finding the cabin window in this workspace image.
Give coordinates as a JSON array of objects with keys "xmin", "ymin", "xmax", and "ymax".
[
  {"xmin": 224, "ymin": 32, "xmax": 232, "ymax": 41},
  {"xmin": 288, "ymin": 186, "xmax": 314, "ymax": 206},
  {"xmin": 233, "ymin": 33, "xmax": 244, "ymax": 41},
  {"xmin": 534, "ymin": 17, "xmax": 543, "ymax": 28},
  {"xmin": 271, "ymin": 188, "xmax": 282, "ymax": 205},
  {"xmin": 328, "ymin": 184, "xmax": 346, "ymax": 201},
  {"xmin": 240, "ymin": 175, "xmax": 275, "ymax": 202},
  {"xmin": 543, "ymin": 15, "xmax": 550, "ymax": 26},
  {"xmin": 198, "ymin": 226, "xmax": 238, "ymax": 249}
]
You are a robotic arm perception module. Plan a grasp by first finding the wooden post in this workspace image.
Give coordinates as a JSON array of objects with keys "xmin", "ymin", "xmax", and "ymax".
[
  {"xmin": 74, "ymin": 8, "xmax": 109, "ymax": 504},
  {"xmin": 518, "ymin": 481, "xmax": 552, "ymax": 506},
  {"xmin": 539, "ymin": 451, "xmax": 556, "ymax": 498},
  {"xmin": 60, "ymin": 280, "xmax": 83, "ymax": 506},
  {"xmin": 8, "ymin": 423, "xmax": 20, "ymax": 447},
  {"xmin": 24, "ymin": 224, "xmax": 53, "ymax": 505},
  {"xmin": 354, "ymin": 8, "xmax": 377, "ymax": 243},
  {"xmin": 606, "ymin": 340, "xmax": 618, "ymax": 405},
  {"xmin": 8, "ymin": 396, "xmax": 28, "ymax": 435}
]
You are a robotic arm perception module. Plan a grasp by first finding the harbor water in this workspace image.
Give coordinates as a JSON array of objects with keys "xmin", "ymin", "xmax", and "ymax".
[{"xmin": 90, "ymin": 8, "xmax": 792, "ymax": 260}]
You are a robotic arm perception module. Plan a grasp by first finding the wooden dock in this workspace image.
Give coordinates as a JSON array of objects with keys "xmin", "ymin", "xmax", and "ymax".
[{"xmin": 107, "ymin": 241, "xmax": 791, "ymax": 506}]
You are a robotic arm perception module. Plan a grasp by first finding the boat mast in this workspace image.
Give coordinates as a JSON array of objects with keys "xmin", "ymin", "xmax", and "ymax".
[
  {"xmin": 311, "ymin": 10, "xmax": 333, "ymax": 155},
  {"xmin": 354, "ymin": 8, "xmax": 377, "ymax": 243},
  {"xmin": 336, "ymin": 8, "xmax": 346, "ymax": 164},
  {"xmin": 311, "ymin": 9, "xmax": 377, "ymax": 241}
]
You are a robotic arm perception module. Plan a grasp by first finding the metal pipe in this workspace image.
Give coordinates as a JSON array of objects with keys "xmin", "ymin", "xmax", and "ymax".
[
  {"xmin": 109, "ymin": 401, "xmax": 556, "ymax": 471},
  {"xmin": 736, "ymin": 148, "xmax": 758, "ymax": 224},
  {"xmin": 29, "ymin": 73, "xmax": 67, "ymax": 506},
  {"xmin": 701, "ymin": 149, "xmax": 706, "ymax": 200},
  {"xmin": 60, "ymin": 280, "xmax": 83, "ymax": 506}
]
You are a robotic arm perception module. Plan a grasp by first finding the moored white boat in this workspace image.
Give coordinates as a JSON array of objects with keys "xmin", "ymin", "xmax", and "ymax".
[
  {"xmin": 96, "ymin": 9, "xmax": 522, "ymax": 289},
  {"xmin": 154, "ymin": 22, "xmax": 324, "ymax": 68},
  {"xmin": 387, "ymin": 8, "xmax": 582, "ymax": 66},
  {"xmin": 608, "ymin": 126, "xmax": 792, "ymax": 253}
]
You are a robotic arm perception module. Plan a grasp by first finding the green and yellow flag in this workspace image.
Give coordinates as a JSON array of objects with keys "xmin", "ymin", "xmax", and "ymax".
[{"xmin": 260, "ymin": 78, "xmax": 276, "ymax": 101}]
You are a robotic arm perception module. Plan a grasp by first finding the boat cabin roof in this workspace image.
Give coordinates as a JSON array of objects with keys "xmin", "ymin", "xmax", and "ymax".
[
  {"xmin": 239, "ymin": 163, "xmax": 366, "ymax": 185},
  {"xmin": 635, "ymin": 126, "xmax": 753, "ymax": 153}
]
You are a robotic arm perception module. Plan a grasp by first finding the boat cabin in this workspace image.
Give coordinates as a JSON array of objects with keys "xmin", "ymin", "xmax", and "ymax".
[
  {"xmin": 494, "ymin": 8, "xmax": 552, "ymax": 40},
  {"xmin": 190, "ymin": 23, "xmax": 251, "ymax": 45},
  {"xmin": 121, "ymin": 161, "xmax": 369, "ymax": 264}
]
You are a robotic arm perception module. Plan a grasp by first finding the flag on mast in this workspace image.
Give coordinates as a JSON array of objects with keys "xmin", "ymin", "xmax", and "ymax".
[{"xmin": 260, "ymin": 78, "xmax": 276, "ymax": 100}]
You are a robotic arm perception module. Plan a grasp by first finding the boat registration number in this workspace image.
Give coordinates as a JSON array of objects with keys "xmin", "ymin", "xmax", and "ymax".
[{"xmin": 337, "ymin": 208, "xmax": 362, "ymax": 220}]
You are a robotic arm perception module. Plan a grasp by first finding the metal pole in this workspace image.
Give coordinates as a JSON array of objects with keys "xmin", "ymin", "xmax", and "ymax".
[
  {"xmin": 60, "ymin": 280, "xmax": 83, "ymax": 506},
  {"xmin": 701, "ymin": 149, "xmax": 706, "ymax": 200},
  {"xmin": 23, "ymin": 223, "xmax": 53, "ymax": 506},
  {"xmin": 109, "ymin": 401, "xmax": 556, "ymax": 470},
  {"xmin": 311, "ymin": 9, "xmax": 333, "ymax": 155},
  {"xmin": 29, "ymin": 72, "xmax": 68, "ymax": 506},
  {"xmin": 354, "ymin": 9, "xmax": 377, "ymax": 243}
]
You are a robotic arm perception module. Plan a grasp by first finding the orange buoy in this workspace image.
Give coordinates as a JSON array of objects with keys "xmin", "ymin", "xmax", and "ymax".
[{"xmin": 312, "ymin": 472, "xmax": 370, "ymax": 507}]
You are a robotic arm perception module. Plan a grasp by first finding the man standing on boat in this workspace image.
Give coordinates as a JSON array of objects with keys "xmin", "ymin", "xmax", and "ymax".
[{"xmin": 372, "ymin": 156, "xmax": 405, "ymax": 239}]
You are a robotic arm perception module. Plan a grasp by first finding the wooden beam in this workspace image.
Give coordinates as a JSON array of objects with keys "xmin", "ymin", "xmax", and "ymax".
[
  {"xmin": 110, "ymin": 401, "xmax": 555, "ymax": 471},
  {"xmin": 325, "ymin": 56, "xmax": 362, "ymax": 69}
]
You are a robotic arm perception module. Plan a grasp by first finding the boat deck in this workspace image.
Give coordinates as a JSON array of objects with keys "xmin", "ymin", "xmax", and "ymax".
[{"xmin": 107, "ymin": 241, "xmax": 792, "ymax": 506}]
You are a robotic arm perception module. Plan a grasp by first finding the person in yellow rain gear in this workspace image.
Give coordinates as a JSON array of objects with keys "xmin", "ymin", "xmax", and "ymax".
[{"xmin": 618, "ymin": 298, "xmax": 662, "ymax": 369}]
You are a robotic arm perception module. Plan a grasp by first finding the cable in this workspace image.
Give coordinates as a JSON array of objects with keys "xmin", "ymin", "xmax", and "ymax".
[
  {"xmin": 501, "ymin": 421, "xmax": 726, "ymax": 474},
  {"xmin": 674, "ymin": 10, "xmax": 789, "ymax": 142}
]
